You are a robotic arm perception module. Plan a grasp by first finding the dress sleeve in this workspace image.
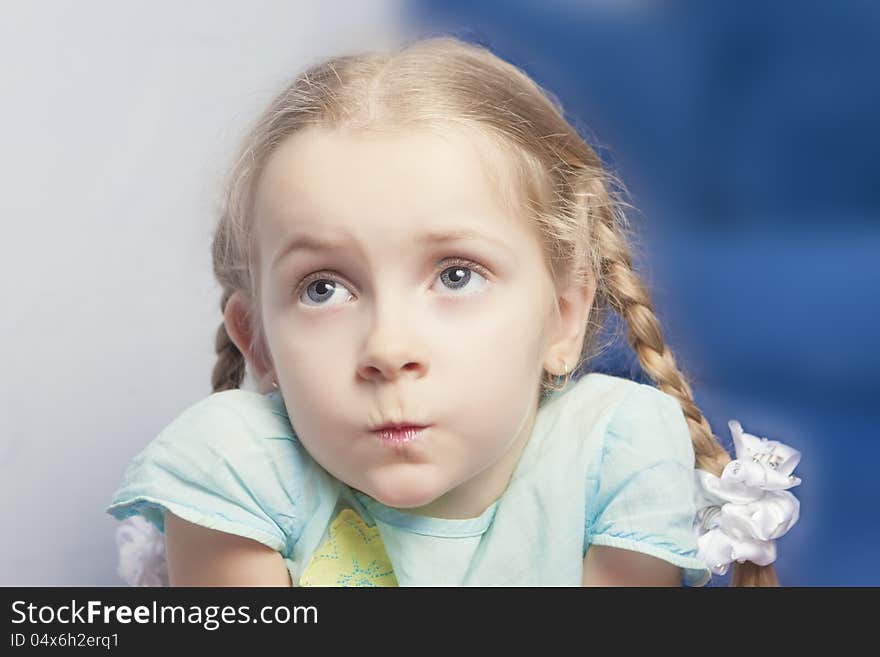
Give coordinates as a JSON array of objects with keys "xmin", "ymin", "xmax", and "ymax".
[
  {"xmin": 585, "ymin": 383, "xmax": 713, "ymax": 587},
  {"xmin": 105, "ymin": 391, "xmax": 305, "ymax": 554}
]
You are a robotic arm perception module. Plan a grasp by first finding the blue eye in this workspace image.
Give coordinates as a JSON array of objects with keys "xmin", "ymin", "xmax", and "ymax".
[
  {"xmin": 300, "ymin": 278, "xmax": 354, "ymax": 307},
  {"xmin": 296, "ymin": 258, "xmax": 490, "ymax": 308},
  {"xmin": 431, "ymin": 262, "xmax": 488, "ymax": 295}
]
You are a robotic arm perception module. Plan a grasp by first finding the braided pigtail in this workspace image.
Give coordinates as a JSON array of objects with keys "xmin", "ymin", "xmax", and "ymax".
[
  {"xmin": 588, "ymin": 176, "xmax": 780, "ymax": 587},
  {"xmin": 210, "ymin": 288, "xmax": 247, "ymax": 393}
]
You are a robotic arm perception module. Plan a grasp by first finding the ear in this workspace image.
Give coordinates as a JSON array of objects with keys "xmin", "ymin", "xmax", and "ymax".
[
  {"xmin": 223, "ymin": 290, "xmax": 273, "ymax": 383},
  {"xmin": 542, "ymin": 277, "xmax": 596, "ymax": 376}
]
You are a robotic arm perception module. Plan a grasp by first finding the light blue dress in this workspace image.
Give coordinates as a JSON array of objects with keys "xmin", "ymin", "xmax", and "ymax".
[{"xmin": 106, "ymin": 372, "xmax": 713, "ymax": 587}]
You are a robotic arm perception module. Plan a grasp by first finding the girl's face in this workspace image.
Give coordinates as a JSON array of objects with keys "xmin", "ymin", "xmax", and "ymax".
[{"xmin": 253, "ymin": 126, "xmax": 562, "ymax": 519}]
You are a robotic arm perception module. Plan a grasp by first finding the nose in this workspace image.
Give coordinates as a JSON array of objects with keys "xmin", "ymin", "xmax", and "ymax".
[
  {"xmin": 356, "ymin": 303, "xmax": 428, "ymax": 383},
  {"xmin": 358, "ymin": 357, "xmax": 424, "ymax": 383}
]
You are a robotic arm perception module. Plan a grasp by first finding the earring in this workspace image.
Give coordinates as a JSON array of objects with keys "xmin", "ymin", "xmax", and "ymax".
[{"xmin": 271, "ymin": 379, "xmax": 279, "ymax": 389}]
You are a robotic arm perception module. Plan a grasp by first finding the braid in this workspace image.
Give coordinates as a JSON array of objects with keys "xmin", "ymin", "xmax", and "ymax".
[
  {"xmin": 591, "ymin": 197, "xmax": 780, "ymax": 587},
  {"xmin": 210, "ymin": 289, "xmax": 246, "ymax": 393},
  {"xmin": 593, "ymin": 216, "xmax": 728, "ymax": 472}
]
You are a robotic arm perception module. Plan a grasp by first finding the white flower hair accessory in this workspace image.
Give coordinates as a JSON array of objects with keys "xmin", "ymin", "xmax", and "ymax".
[
  {"xmin": 114, "ymin": 515, "xmax": 168, "ymax": 587},
  {"xmin": 693, "ymin": 420, "xmax": 802, "ymax": 576}
]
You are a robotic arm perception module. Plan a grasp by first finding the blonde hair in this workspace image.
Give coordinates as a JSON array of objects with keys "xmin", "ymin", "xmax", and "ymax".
[{"xmin": 210, "ymin": 35, "xmax": 776, "ymax": 587}]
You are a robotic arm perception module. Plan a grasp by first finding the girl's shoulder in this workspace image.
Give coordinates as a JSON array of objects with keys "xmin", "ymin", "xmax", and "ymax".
[
  {"xmin": 545, "ymin": 371, "xmax": 694, "ymax": 464},
  {"xmin": 546, "ymin": 371, "xmax": 678, "ymax": 420},
  {"xmin": 139, "ymin": 387, "xmax": 318, "ymax": 497},
  {"xmin": 166, "ymin": 387, "xmax": 295, "ymax": 442},
  {"xmin": 106, "ymin": 388, "xmax": 333, "ymax": 556},
  {"xmin": 570, "ymin": 375, "xmax": 709, "ymax": 587},
  {"xmin": 139, "ymin": 387, "xmax": 313, "ymax": 467}
]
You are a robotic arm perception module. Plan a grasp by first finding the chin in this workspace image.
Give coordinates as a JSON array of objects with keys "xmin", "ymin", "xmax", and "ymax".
[{"xmin": 364, "ymin": 478, "xmax": 445, "ymax": 510}]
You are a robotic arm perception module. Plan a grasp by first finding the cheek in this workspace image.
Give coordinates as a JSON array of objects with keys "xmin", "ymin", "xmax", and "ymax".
[
  {"xmin": 456, "ymin": 367, "xmax": 536, "ymax": 450},
  {"xmin": 434, "ymin": 303, "xmax": 544, "ymax": 443},
  {"xmin": 262, "ymin": 318, "xmax": 352, "ymax": 443},
  {"xmin": 276, "ymin": 354, "xmax": 343, "ymax": 424},
  {"xmin": 434, "ymin": 284, "xmax": 547, "ymax": 384},
  {"xmin": 276, "ymin": 380, "xmax": 353, "ymax": 477},
  {"xmin": 265, "ymin": 304, "xmax": 354, "ymax": 381}
]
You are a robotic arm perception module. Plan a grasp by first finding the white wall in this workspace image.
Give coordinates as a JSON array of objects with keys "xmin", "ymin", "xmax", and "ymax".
[{"xmin": 0, "ymin": 0, "xmax": 405, "ymax": 585}]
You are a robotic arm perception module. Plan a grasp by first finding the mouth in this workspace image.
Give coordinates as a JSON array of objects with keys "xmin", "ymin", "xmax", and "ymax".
[{"xmin": 370, "ymin": 424, "xmax": 431, "ymax": 445}]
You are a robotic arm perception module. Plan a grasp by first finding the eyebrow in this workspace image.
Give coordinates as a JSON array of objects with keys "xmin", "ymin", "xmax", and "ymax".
[{"xmin": 271, "ymin": 227, "xmax": 514, "ymax": 269}]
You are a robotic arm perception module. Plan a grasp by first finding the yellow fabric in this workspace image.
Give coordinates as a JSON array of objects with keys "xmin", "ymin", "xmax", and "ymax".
[{"xmin": 299, "ymin": 508, "xmax": 398, "ymax": 586}]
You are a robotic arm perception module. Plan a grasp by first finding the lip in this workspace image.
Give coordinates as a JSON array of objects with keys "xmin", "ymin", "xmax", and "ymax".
[
  {"xmin": 370, "ymin": 422, "xmax": 431, "ymax": 431},
  {"xmin": 371, "ymin": 425, "xmax": 431, "ymax": 446}
]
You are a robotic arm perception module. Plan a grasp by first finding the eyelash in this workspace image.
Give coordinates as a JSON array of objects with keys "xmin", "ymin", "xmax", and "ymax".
[{"xmin": 292, "ymin": 257, "xmax": 492, "ymax": 301}]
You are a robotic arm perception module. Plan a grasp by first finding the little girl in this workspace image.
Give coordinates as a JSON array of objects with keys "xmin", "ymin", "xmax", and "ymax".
[{"xmin": 107, "ymin": 36, "xmax": 801, "ymax": 587}]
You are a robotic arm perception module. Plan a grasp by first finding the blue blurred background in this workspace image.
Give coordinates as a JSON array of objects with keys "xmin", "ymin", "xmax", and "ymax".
[{"xmin": 408, "ymin": 0, "xmax": 880, "ymax": 585}]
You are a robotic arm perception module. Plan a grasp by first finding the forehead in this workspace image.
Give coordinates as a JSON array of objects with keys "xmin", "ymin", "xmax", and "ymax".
[{"xmin": 252, "ymin": 125, "xmax": 535, "ymax": 257}]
